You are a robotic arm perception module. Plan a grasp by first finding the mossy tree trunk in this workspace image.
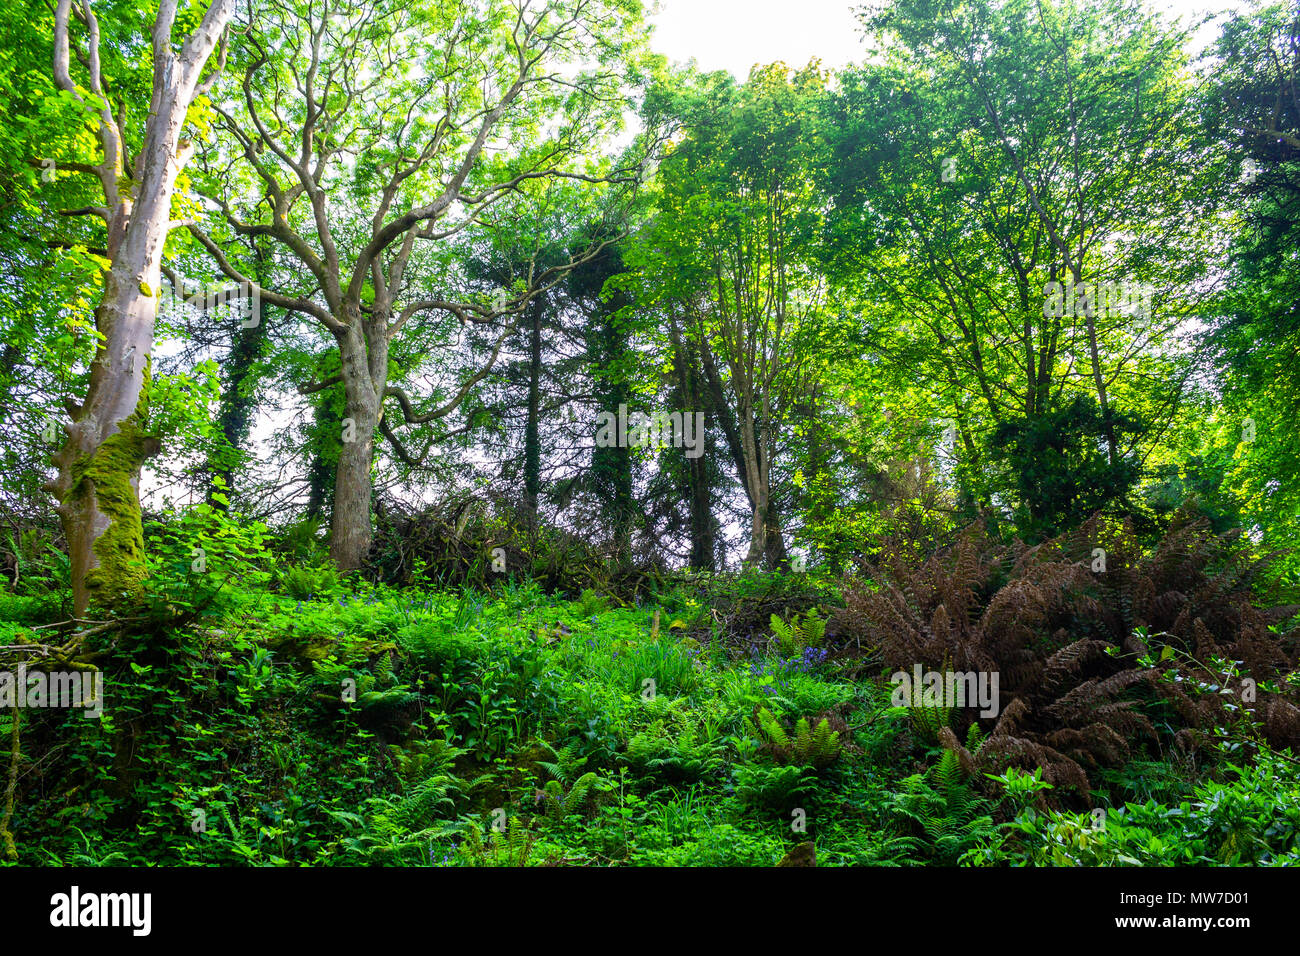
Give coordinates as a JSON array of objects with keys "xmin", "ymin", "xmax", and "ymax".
[
  {"xmin": 209, "ymin": 244, "xmax": 271, "ymax": 506},
  {"xmin": 44, "ymin": 0, "xmax": 235, "ymax": 616}
]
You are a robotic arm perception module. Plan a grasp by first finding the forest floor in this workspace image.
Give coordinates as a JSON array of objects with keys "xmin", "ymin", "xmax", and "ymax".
[{"xmin": 3, "ymin": 570, "xmax": 1298, "ymax": 867}]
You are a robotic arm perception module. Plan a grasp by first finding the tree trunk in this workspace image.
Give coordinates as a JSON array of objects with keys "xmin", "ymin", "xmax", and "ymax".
[
  {"xmin": 209, "ymin": 312, "xmax": 268, "ymax": 506},
  {"xmin": 331, "ymin": 410, "xmax": 376, "ymax": 570},
  {"xmin": 48, "ymin": 277, "xmax": 162, "ymax": 616},
  {"xmin": 330, "ymin": 321, "xmax": 385, "ymax": 570},
  {"xmin": 687, "ymin": 451, "xmax": 714, "ymax": 570},
  {"xmin": 523, "ymin": 298, "xmax": 543, "ymax": 529},
  {"xmin": 590, "ymin": 300, "xmax": 634, "ymax": 566},
  {"xmin": 46, "ymin": 128, "xmax": 183, "ymax": 616},
  {"xmin": 745, "ymin": 488, "xmax": 769, "ymax": 567},
  {"xmin": 699, "ymin": 337, "xmax": 755, "ymax": 511},
  {"xmin": 1074, "ymin": 270, "xmax": 1119, "ymax": 466},
  {"xmin": 763, "ymin": 498, "xmax": 788, "ymax": 569},
  {"xmin": 209, "ymin": 242, "xmax": 269, "ymax": 506},
  {"xmin": 669, "ymin": 324, "xmax": 715, "ymax": 570}
]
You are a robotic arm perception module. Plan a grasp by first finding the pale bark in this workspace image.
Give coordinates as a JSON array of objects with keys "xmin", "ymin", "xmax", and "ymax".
[
  {"xmin": 192, "ymin": 0, "xmax": 639, "ymax": 570},
  {"xmin": 45, "ymin": 0, "xmax": 234, "ymax": 615}
]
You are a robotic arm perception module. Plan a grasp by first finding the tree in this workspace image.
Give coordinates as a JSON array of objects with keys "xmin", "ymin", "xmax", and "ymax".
[
  {"xmin": 821, "ymin": 0, "xmax": 1217, "ymax": 538},
  {"xmin": 190, "ymin": 0, "xmax": 648, "ymax": 569},
  {"xmin": 633, "ymin": 64, "xmax": 828, "ymax": 568},
  {"xmin": 42, "ymin": 0, "xmax": 236, "ymax": 615},
  {"xmin": 1203, "ymin": 0, "xmax": 1300, "ymax": 556}
]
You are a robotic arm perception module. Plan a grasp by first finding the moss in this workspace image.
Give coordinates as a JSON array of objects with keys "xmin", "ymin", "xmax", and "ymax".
[
  {"xmin": 66, "ymin": 362, "xmax": 158, "ymax": 612},
  {"xmin": 266, "ymin": 630, "xmax": 338, "ymax": 664}
]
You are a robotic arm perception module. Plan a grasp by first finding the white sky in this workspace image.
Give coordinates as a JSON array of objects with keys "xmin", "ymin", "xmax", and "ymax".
[
  {"xmin": 648, "ymin": 0, "xmax": 866, "ymax": 76},
  {"xmin": 646, "ymin": 0, "xmax": 1254, "ymax": 77}
]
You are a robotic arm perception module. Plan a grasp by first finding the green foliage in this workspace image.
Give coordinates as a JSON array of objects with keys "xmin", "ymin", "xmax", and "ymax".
[
  {"xmin": 968, "ymin": 745, "xmax": 1300, "ymax": 866},
  {"xmin": 988, "ymin": 396, "xmax": 1143, "ymax": 541},
  {"xmin": 623, "ymin": 722, "xmax": 726, "ymax": 783},
  {"xmin": 888, "ymin": 751, "xmax": 997, "ymax": 865},
  {"xmin": 142, "ymin": 503, "xmax": 273, "ymax": 620},
  {"xmin": 456, "ymin": 817, "xmax": 540, "ymax": 868},
  {"xmin": 769, "ymin": 607, "xmax": 826, "ymax": 656},
  {"xmin": 732, "ymin": 763, "xmax": 818, "ymax": 815},
  {"xmin": 281, "ymin": 564, "xmax": 340, "ymax": 601},
  {"xmin": 3, "ymin": 559, "xmax": 1295, "ymax": 869},
  {"xmin": 541, "ymin": 772, "xmax": 603, "ymax": 821},
  {"xmin": 754, "ymin": 707, "xmax": 842, "ymax": 770},
  {"xmin": 572, "ymin": 589, "xmax": 613, "ymax": 617},
  {"xmin": 397, "ymin": 619, "xmax": 486, "ymax": 670},
  {"xmin": 3, "ymin": 0, "xmax": 1296, "ymax": 873}
]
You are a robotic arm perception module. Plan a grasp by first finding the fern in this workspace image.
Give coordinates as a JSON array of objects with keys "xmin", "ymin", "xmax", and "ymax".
[
  {"xmin": 887, "ymin": 755, "xmax": 996, "ymax": 865},
  {"xmin": 541, "ymin": 771, "xmax": 601, "ymax": 821},
  {"xmin": 624, "ymin": 723, "xmax": 724, "ymax": 782},
  {"xmin": 734, "ymin": 763, "xmax": 818, "ymax": 812},
  {"xmin": 835, "ymin": 512, "xmax": 1300, "ymax": 803},
  {"xmin": 389, "ymin": 773, "xmax": 458, "ymax": 830},
  {"xmin": 909, "ymin": 674, "xmax": 957, "ymax": 746},
  {"xmin": 769, "ymin": 608, "xmax": 827, "ymax": 656},
  {"xmin": 536, "ymin": 739, "xmax": 588, "ymax": 784},
  {"xmin": 281, "ymin": 563, "xmax": 338, "ymax": 600},
  {"xmin": 755, "ymin": 708, "xmax": 842, "ymax": 769},
  {"xmin": 459, "ymin": 817, "xmax": 538, "ymax": 867}
]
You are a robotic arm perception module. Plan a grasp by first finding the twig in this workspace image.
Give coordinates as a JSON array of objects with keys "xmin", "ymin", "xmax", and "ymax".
[{"xmin": 32, "ymin": 618, "xmax": 110, "ymax": 631}]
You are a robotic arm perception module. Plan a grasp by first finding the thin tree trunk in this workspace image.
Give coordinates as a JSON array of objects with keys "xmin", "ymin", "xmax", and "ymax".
[
  {"xmin": 688, "ymin": 452, "xmax": 714, "ymax": 570},
  {"xmin": 523, "ymin": 298, "xmax": 542, "ymax": 529},
  {"xmin": 698, "ymin": 336, "xmax": 758, "ymax": 511},
  {"xmin": 210, "ymin": 241, "xmax": 269, "ymax": 505},
  {"xmin": 209, "ymin": 313, "xmax": 267, "ymax": 506},
  {"xmin": 669, "ymin": 323, "xmax": 714, "ymax": 570},
  {"xmin": 1075, "ymin": 267, "xmax": 1119, "ymax": 466}
]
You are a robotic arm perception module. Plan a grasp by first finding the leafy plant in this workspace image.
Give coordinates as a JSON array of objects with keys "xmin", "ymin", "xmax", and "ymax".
[
  {"xmin": 732, "ymin": 763, "xmax": 818, "ymax": 814},
  {"xmin": 540, "ymin": 772, "xmax": 603, "ymax": 821},
  {"xmin": 754, "ymin": 707, "xmax": 842, "ymax": 769},
  {"xmin": 769, "ymin": 608, "xmax": 826, "ymax": 656},
  {"xmin": 457, "ymin": 817, "xmax": 539, "ymax": 867},
  {"xmin": 837, "ymin": 513, "xmax": 1300, "ymax": 801},
  {"xmin": 887, "ymin": 750, "xmax": 997, "ymax": 865},
  {"xmin": 623, "ymin": 723, "xmax": 726, "ymax": 783},
  {"xmin": 282, "ymin": 564, "xmax": 340, "ymax": 601}
]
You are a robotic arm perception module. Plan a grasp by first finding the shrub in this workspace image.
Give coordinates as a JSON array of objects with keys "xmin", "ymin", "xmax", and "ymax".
[
  {"xmin": 732, "ymin": 763, "xmax": 818, "ymax": 814},
  {"xmin": 968, "ymin": 745, "xmax": 1300, "ymax": 866},
  {"xmin": 397, "ymin": 620, "xmax": 486, "ymax": 670},
  {"xmin": 834, "ymin": 511, "xmax": 1300, "ymax": 802},
  {"xmin": 887, "ymin": 750, "xmax": 997, "ymax": 865},
  {"xmin": 281, "ymin": 564, "xmax": 340, "ymax": 601},
  {"xmin": 769, "ymin": 608, "xmax": 826, "ymax": 656}
]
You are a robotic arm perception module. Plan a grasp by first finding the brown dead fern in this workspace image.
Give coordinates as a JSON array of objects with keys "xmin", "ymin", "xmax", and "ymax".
[{"xmin": 832, "ymin": 510, "xmax": 1300, "ymax": 805}]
